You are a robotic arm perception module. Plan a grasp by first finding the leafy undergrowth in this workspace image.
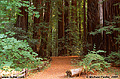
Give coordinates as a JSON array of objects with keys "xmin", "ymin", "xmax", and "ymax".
[
  {"xmin": 0, "ymin": 33, "xmax": 44, "ymax": 77},
  {"xmin": 102, "ymin": 67, "xmax": 120, "ymax": 76},
  {"xmin": 71, "ymin": 58, "xmax": 120, "ymax": 77},
  {"xmin": 0, "ymin": 58, "xmax": 51, "ymax": 77},
  {"xmin": 71, "ymin": 45, "xmax": 120, "ymax": 77},
  {"xmin": 92, "ymin": 66, "xmax": 120, "ymax": 79}
]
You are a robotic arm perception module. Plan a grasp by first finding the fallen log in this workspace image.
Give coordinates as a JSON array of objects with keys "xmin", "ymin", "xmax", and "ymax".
[{"xmin": 66, "ymin": 67, "xmax": 84, "ymax": 77}]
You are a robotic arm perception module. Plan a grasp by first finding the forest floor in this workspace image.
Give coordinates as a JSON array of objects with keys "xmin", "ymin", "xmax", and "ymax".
[{"xmin": 25, "ymin": 56, "xmax": 120, "ymax": 79}]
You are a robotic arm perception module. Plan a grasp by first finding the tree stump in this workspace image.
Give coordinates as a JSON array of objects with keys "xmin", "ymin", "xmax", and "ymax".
[{"xmin": 66, "ymin": 67, "xmax": 83, "ymax": 77}]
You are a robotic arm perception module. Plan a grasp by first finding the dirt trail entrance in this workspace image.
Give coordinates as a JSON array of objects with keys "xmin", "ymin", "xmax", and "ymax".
[{"xmin": 25, "ymin": 56, "xmax": 86, "ymax": 79}]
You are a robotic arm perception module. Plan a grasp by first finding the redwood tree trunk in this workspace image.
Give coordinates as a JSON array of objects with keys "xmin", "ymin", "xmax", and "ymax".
[
  {"xmin": 78, "ymin": 0, "xmax": 82, "ymax": 42},
  {"xmin": 58, "ymin": 0, "xmax": 65, "ymax": 56},
  {"xmin": 33, "ymin": 0, "xmax": 43, "ymax": 56},
  {"xmin": 16, "ymin": 0, "xmax": 28, "ymax": 31},
  {"xmin": 83, "ymin": 0, "xmax": 87, "ymax": 54},
  {"xmin": 103, "ymin": 0, "xmax": 120, "ymax": 55},
  {"xmin": 87, "ymin": 0, "xmax": 93, "ymax": 51},
  {"xmin": 41, "ymin": 0, "xmax": 51, "ymax": 57},
  {"xmin": 64, "ymin": 0, "xmax": 69, "ymax": 55},
  {"xmin": 72, "ymin": 0, "xmax": 77, "ymax": 26},
  {"xmin": 87, "ymin": 0, "xmax": 102, "ymax": 52}
]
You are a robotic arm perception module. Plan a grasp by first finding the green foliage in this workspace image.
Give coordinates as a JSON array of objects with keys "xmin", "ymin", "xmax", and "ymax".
[
  {"xmin": 0, "ymin": 0, "xmax": 41, "ymax": 48},
  {"xmin": 78, "ymin": 46, "xmax": 110, "ymax": 73},
  {"xmin": 0, "ymin": 32, "xmax": 43, "ymax": 71},
  {"xmin": 64, "ymin": 23, "xmax": 82, "ymax": 55},
  {"xmin": 90, "ymin": 15, "xmax": 120, "ymax": 46},
  {"xmin": 0, "ymin": 0, "xmax": 39, "ymax": 24},
  {"xmin": 5, "ymin": 24, "xmax": 38, "ymax": 47},
  {"xmin": 105, "ymin": 52, "xmax": 120, "ymax": 65},
  {"xmin": 89, "ymin": 2, "xmax": 120, "ymax": 67}
]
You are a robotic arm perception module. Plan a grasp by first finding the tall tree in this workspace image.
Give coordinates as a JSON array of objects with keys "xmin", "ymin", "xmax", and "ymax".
[
  {"xmin": 83, "ymin": 0, "xmax": 86, "ymax": 42},
  {"xmin": 64, "ymin": 0, "xmax": 69, "ymax": 55},
  {"xmin": 33, "ymin": 0, "xmax": 43, "ymax": 56},
  {"xmin": 78, "ymin": 0, "xmax": 82, "ymax": 42},
  {"xmin": 58, "ymin": 0, "xmax": 65, "ymax": 56},
  {"xmin": 103, "ymin": 0, "xmax": 120, "ymax": 55},
  {"xmin": 71, "ymin": 0, "xmax": 77, "ymax": 25},
  {"xmin": 87, "ymin": 0, "xmax": 93, "ymax": 51},
  {"xmin": 70, "ymin": 0, "xmax": 77, "ymax": 46},
  {"xmin": 87, "ymin": 0, "xmax": 102, "ymax": 51},
  {"xmin": 41, "ymin": 0, "xmax": 51, "ymax": 56},
  {"xmin": 15, "ymin": 0, "xmax": 28, "ymax": 31},
  {"xmin": 83, "ymin": 0, "xmax": 87, "ymax": 53}
]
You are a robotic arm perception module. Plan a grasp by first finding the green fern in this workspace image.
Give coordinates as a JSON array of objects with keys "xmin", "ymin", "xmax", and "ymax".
[
  {"xmin": 105, "ymin": 52, "xmax": 120, "ymax": 65},
  {"xmin": 78, "ymin": 46, "xmax": 110, "ymax": 73}
]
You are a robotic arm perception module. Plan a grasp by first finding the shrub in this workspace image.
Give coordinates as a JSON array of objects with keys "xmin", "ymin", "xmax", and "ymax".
[
  {"xmin": 105, "ymin": 52, "xmax": 120, "ymax": 66},
  {"xmin": 0, "ymin": 33, "xmax": 42, "ymax": 71},
  {"xmin": 78, "ymin": 46, "xmax": 110, "ymax": 73}
]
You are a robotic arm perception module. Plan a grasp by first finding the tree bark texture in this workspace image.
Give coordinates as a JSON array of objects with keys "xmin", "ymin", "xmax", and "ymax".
[
  {"xmin": 41, "ymin": 0, "xmax": 51, "ymax": 56},
  {"xmin": 33, "ymin": 0, "xmax": 43, "ymax": 56},
  {"xmin": 103, "ymin": 0, "xmax": 120, "ymax": 55},
  {"xmin": 64, "ymin": 0, "xmax": 69, "ymax": 55},
  {"xmin": 87, "ymin": 0, "xmax": 102, "ymax": 51},
  {"xmin": 16, "ymin": 0, "xmax": 28, "ymax": 31},
  {"xmin": 58, "ymin": 0, "xmax": 65, "ymax": 56}
]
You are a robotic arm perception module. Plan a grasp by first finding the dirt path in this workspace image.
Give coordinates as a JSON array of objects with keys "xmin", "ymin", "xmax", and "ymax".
[{"xmin": 25, "ymin": 56, "xmax": 86, "ymax": 79}]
